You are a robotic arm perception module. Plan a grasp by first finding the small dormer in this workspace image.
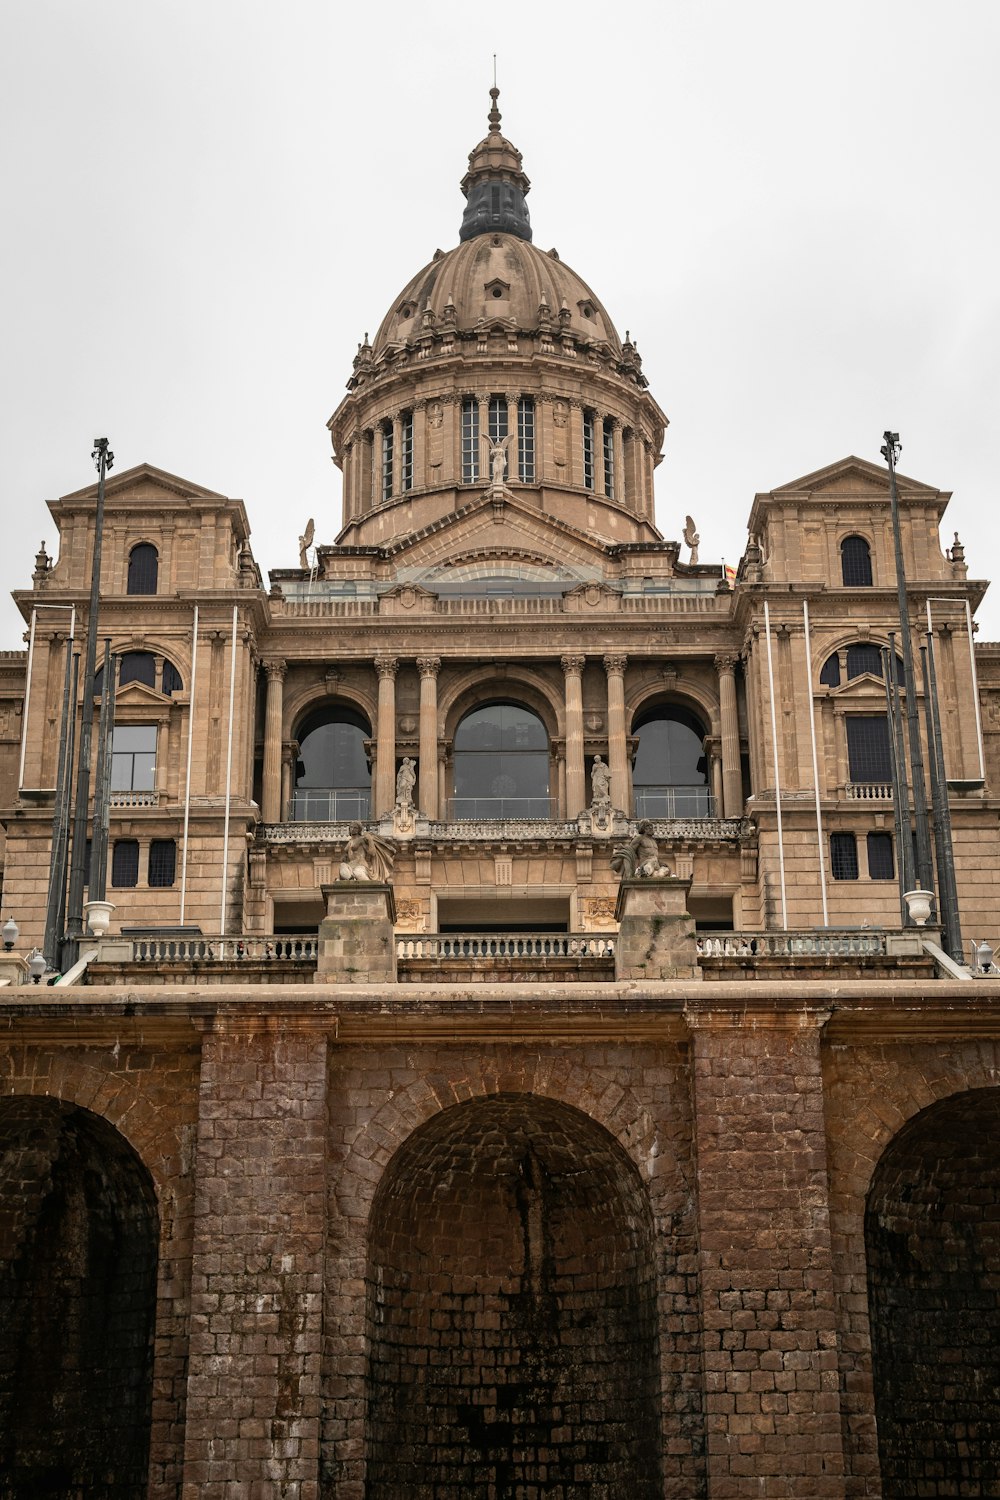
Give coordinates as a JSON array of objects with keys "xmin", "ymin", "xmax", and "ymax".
[{"xmin": 484, "ymin": 278, "xmax": 511, "ymax": 302}]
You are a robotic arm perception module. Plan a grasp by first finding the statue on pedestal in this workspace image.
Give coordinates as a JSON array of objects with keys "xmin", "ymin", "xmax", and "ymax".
[
  {"xmin": 487, "ymin": 434, "xmax": 510, "ymax": 492},
  {"xmin": 611, "ymin": 819, "xmax": 672, "ymax": 879},
  {"xmin": 339, "ymin": 822, "xmax": 395, "ymax": 882}
]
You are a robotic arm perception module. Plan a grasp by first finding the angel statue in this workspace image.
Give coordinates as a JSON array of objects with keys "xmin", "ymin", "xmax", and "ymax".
[
  {"xmin": 487, "ymin": 433, "xmax": 511, "ymax": 490},
  {"xmin": 298, "ymin": 517, "xmax": 315, "ymax": 570},
  {"xmin": 338, "ymin": 822, "xmax": 395, "ymax": 882},
  {"xmin": 610, "ymin": 820, "xmax": 672, "ymax": 880},
  {"xmin": 683, "ymin": 515, "xmax": 700, "ymax": 566}
]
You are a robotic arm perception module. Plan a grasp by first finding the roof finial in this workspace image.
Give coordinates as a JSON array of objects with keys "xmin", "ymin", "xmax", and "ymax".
[{"xmin": 488, "ymin": 69, "xmax": 502, "ymax": 137}]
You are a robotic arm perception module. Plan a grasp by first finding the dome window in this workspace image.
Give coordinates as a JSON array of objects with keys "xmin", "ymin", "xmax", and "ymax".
[
  {"xmin": 578, "ymin": 301, "xmax": 596, "ymax": 320},
  {"xmin": 398, "ymin": 302, "xmax": 415, "ymax": 321},
  {"xmin": 485, "ymin": 278, "xmax": 510, "ymax": 301}
]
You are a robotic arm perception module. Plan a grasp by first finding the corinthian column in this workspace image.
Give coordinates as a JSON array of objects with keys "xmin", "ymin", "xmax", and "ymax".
[
  {"xmin": 562, "ymin": 654, "xmax": 586, "ymax": 816},
  {"xmin": 716, "ymin": 654, "xmax": 742, "ymax": 817},
  {"xmin": 374, "ymin": 656, "xmax": 398, "ymax": 816},
  {"xmin": 603, "ymin": 654, "xmax": 630, "ymax": 814},
  {"xmin": 416, "ymin": 656, "xmax": 441, "ymax": 819},
  {"xmin": 261, "ymin": 660, "xmax": 286, "ymax": 823}
]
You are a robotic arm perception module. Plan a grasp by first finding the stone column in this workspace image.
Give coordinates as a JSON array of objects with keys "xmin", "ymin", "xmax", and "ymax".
[
  {"xmin": 413, "ymin": 399, "xmax": 426, "ymax": 492},
  {"xmin": 182, "ymin": 1021, "xmax": 327, "ymax": 1500},
  {"xmin": 506, "ymin": 392, "xmax": 519, "ymax": 482},
  {"xmin": 603, "ymin": 654, "xmax": 630, "ymax": 814},
  {"xmin": 155, "ymin": 713, "xmax": 170, "ymax": 796},
  {"xmin": 686, "ymin": 1004, "xmax": 846, "ymax": 1498},
  {"xmin": 716, "ymin": 654, "xmax": 743, "ymax": 818},
  {"xmin": 478, "ymin": 395, "xmax": 489, "ymax": 484},
  {"xmin": 562, "ymin": 654, "xmax": 586, "ymax": 816},
  {"xmin": 374, "ymin": 656, "xmax": 398, "ymax": 816},
  {"xmin": 261, "ymin": 659, "xmax": 286, "ymax": 824},
  {"xmin": 281, "ymin": 741, "xmax": 297, "ymax": 821},
  {"xmin": 612, "ymin": 419, "xmax": 624, "ymax": 504},
  {"xmin": 416, "ymin": 656, "xmax": 440, "ymax": 819}
]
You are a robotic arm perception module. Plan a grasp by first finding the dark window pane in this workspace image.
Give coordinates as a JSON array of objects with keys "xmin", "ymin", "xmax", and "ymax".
[
  {"xmin": 841, "ymin": 536, "xmax": 873, "ymax": 587},
  {"xmin": 119, "ymin": 652, "xmax": 157, "ymax": 688},
  {"xmin": 127, "ymin": 543, "xmax": 158, "ymax": 595},
  {"xmin": 452, "ymin": 702, "xmax": 549, "ymax": 817},
  {"xmin": 112, "ymin": 840, "xmax": 139, "ymax": 888},
  {"xmin": 162, "ymin": 661, "xmax": 183, "ymax": 694},
  {"xmin": 148, "ymin": 839, "xmax": 176, "ymax": 887},
  {"xmin": 292, "ymin": 707, "xmax": 372, "ymax": 821},
  {"xmin": 847, "ymin": 716, "xmax": 892, "ymax": 782},
  {"xmin": 831, "ymin": 832, "xmax": 859, "ymax": 880},
  {"xmin": 846, "ymin": 644, "xmax": 883, "ymax": 679},
  {"xmin": 820, "ymin": 653, "xmax": 841, "ymax": 687},
  {"xmin": 110, "ymin": 724, "xmax": 158, "ymax": 791},
  {"xmin": 867, "ymin": 832, "xmax": 895, "ymax": 880}
]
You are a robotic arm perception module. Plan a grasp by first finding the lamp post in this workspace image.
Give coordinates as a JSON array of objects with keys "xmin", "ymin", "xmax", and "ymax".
[
  {"xmin": 63, "ymin": 438, "xmax": 113, "ymax": 967},
  {"xmin": 880, "ymin": 432, "xmax": 935, "ymax": 900}
]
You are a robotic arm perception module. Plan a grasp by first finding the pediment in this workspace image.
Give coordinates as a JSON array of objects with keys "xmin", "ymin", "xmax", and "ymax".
[
  {"xmin": 765, "ymin": 456, "xmax": 945, "ymax": 504},
  {"xmin": 57, "ymin": 462, "xmax": 231, "ymax": 508},
  {"xmin": 114, "ymin": 680, "xmax": 172, "ymax": 708},
  {"xmin": 382, "ymin": 492, "xmax": 615, "ymax": 574}
]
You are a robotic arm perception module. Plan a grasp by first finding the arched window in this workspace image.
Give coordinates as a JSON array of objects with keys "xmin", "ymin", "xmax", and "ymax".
[
  {"xmin": 632, "ymin": 705, "xmax": 710, "ymax": 818},
  {"xmin": 162, "ymin": 660, "xmax": 183, "ymax": 694},
  {"xmin": 452, "ymin": 702, "xmax": 549, "ymax": 819},
  {"xmin": 819, "ymin": 643, "xmax": 905, "ymax": 689},
  {"xmin": 841, "ymin": 535, "xmax": 873, "ymax": 587},
  {"xmin": 127, "ymin": 543, "xmax": 158, "ymax": 595},
  {"xmin": 95, "ymin": 652, "xmax": 182, "ymax": 695},
  {"xmin": 292, "ymin": 706, "xmax": 371, "ymax": 822}
]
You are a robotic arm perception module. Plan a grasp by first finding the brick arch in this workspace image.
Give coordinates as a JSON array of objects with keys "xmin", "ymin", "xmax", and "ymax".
[
  {"xmin": 824, "ymin": 1043, "xmax": 1000, "ymax": 1496},
  {"xmin": 440, "ymin": 665, "xmax": 564, "ymax": 742}
]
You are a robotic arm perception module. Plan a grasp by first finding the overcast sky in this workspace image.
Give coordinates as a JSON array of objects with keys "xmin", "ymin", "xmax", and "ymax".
[{"xmin": 2, "ymin": 1, "xmax": 998, "ymax": 648}]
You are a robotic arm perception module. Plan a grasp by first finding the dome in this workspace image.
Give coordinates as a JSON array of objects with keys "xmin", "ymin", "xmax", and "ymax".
[{"xmin": 370, "ymin": 233, "xmax": 623, "ymax": 361}]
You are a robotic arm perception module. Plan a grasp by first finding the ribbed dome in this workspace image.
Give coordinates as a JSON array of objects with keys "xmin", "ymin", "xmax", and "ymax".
[{"xmin": 370, "ymin": 234, "xmax": 623, "ymax": 358}]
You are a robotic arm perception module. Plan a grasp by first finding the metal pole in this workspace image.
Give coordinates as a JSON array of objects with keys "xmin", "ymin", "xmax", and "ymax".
[
  {"xmin": 89, "ymin": 644, "xmax": 116, "ymax": 903},
  {"xmin": 802, "ymin": 600, "xmax": 829, "ymax": 925},
  {"xmin": 964, "ymin": 598, "xmax": 986, "ymax": 781},
  {"xmin": 763, "ymin": 601, "xmax": 787, "ymax": 928},
  {"xmin": 887, "ymin": 634, "xmax": 915, "ymax": 899},
  {"xmin": 18, "ymin": 609, "xmax": 37, "ymax": 792},
  {"xmin": 65, "ymin": 438, "xmax": 114, "ymax": 956},
  {"xmin": 881, "ymin": 432, "xmax": 934, "ymax": 893},
  {"xmin": 179, "ymin": 604, "xmax": 199, "ymax": 925},
  {"xmin": 881, "ymin": 649, "xmax": 908, "ymax": 926},
  {"xmin": 924, "ymin": 635, "xmax": 963, "ymax": 959},
  {"xmin": 43, "ymin": 645, "xmax": 77, "ymax": 967},
  {"xmin": 219, "ymin": 605, "xmax": 238, "ymax": 936}
]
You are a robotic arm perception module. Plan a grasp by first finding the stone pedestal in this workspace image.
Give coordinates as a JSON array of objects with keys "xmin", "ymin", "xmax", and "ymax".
[
  {"xmin": 317, "ymin": 882, "xmax": 396, "ymax": 983},
  {"xmin": 0, "ymin": 954, "xmax": 28, "ymax": 987},
  {"xmin": 613, "ymin": 876, "xmax": 701, "ymax": 980}
]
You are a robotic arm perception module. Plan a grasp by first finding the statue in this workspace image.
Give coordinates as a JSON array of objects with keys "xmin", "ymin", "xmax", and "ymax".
[
  {"xmin": 298, "ymin": 517, "xmax": 315, "ymax": 570},
  {"xmin": 338, "ymin": 822, "xmax": 395, "ymax": 882},
  {"xmin": 487, "ymin": 434, "xmax": 510, "ymax": 489},
  {"xmin": 611, "ymin": 819, "xmax": 672, "ymax": 880},
  {"xmin": 683, "ymin": 515, "xmax": 700, "ymax": 566},
  {"xmin": 395, "ymin": 756, "xmax": 416, "ymax": 813},
  {"xmin": 590, "ymin": 755, "xmax": 612, "ymax": 812}
]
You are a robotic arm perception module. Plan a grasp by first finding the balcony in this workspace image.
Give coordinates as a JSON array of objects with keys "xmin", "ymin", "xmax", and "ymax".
[
  {"xmin": 634, "ymin": 786, "xmax": 714, "ymax": 819},
  {"xmin": 290, "ymin": 788, "xmax": 371, "ymax": 821},
  {"xmin": 396, "ymin": 931, "xmax": 616, "ymax": 983}
]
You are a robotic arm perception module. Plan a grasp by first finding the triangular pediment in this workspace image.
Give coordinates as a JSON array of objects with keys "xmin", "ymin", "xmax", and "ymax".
[
  {"xmin": 57, "ymin": 462, "xmax": 231, "ymax": 507},
  {"xmin": 113, "ymin": 680, "xmax": 172, "ymax": 709},
  {"xmin": 381, "ymin": 491, "xmax": 617, "ymax": 575},
  {"xmin": 763, "ymin": 455, "xmax": 946, "ymax": 504}
]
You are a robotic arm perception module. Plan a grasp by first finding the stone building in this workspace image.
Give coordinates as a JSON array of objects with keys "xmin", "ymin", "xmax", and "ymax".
[{"xmin": 0, "ymin": 92, "xmax": 999, "ymax": 1500}]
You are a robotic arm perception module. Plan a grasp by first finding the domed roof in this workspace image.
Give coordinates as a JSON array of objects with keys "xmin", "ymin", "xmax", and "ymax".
[{"xmin": 370, "ymin": 233, "xmax": 623, "ymax": 359}]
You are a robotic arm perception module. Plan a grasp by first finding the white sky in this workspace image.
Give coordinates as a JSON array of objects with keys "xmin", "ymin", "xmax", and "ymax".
[{"xmin": 1, "ymin": 0, "xmax": 998, "ymax": 647}]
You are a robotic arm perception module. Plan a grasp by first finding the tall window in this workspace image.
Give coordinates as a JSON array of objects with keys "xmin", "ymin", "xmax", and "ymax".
[
  {"xmin": 603, "ymin": 420, "xmax": 615, "ymax": 498},
  {"xmin": 111, "ymin": 725, "xmax": 157, "ymax": 791},
  {"xmin": 488, "ymin": 394, "xmax": 508, "ymax": 443},
  {"xmin": 867, "ymin": 832, "xmax": 895, "ymax": 880},
  {"xmin": 846, "ymin": 715, "xmax": 893, "ymax": 783},
  {"xmin": 148, "ymin": 839, "xmax": 177, "ymax": 888},
  {"xmin": 841, "ymin": 535, "xmax": 873, "ymax": 586},
  {"xmin": 127, "ymin": 543, "xmax": 158, "ymax": 595},
  {"xmin": 461, "ymin": 398, "xmax": 480, "ymax": 483},
  {"xmin": 292, "ymin": 706, "xmax": 372, "ymax": 821},
  {"xmin": 830, "ymin": 832, "xmax": 859, "ymax": 880},
  {"xmin": 582, "ymin": 411, "xmax": 596, "ymax": 490},
  {"xmin": 632, "ymin": 706, "xmax": 711, "ymax": 818},
  {"xmin": 400, "ymin": 411, "xmax": 413, "ymax": 492},
  {"xmin": 452, "ymin": 703, "xmax": 549, "ymax": 818},
  {"xmin": 112, "ymin": 840, "xmax": 140, "ymax": 888},
  {"xmin": 381, "ymin": 423, "xmax": 394, "ymax": 502},
  {"xmin": 517, "ymin": 397, "xmax": 535, "ymax": 482}
]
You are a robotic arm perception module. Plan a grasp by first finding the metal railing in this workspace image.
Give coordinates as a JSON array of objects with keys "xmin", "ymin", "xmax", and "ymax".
[
  {"xmin": 634, "ymin": 786, "xmax": 714, "ymax": 818},
  {"xmin": 131, "ymin": 934, "xmax": 319, "ymax": 963},
  {"xmin": 696, "ymin": 929, "xmax": 888, "ymax": 958},
  {"xmin": 290, "ymin": 789, "xmax": 371, "ymax": 822},
  {"xmin": 396, "ymin": 932, "xmax": 615, "ymax": 960}
]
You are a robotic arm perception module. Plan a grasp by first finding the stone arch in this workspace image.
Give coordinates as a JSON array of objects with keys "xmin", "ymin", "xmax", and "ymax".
[
  {"xmin": 626, "ymin": 677, "xmax": 719, "ymax": 733},
  {"xmin": 363, "ymin": 1092, "xmax": 664, "ymax": 1497},
  {"xmin": 866, "ymin": 1087, "xmax": 1000, "ymax": 1496},
  {"xmin": 285, "ymin": 681, "xmax": 377, "ymax": 742},
  {"xmin": 440, "ymin": 664, "xmax": 563, "ymax": 742},
  {"xmin": 823, "ymin": 1045, "xmax": 1000, "ymax": 1494},
  {"xmin": 627, "ymin": 693, "xmax": 714, "ymax": 820},
  {"xmin": 0, "ymin": 1095, "xmax": 159, "ymax": 1497}
]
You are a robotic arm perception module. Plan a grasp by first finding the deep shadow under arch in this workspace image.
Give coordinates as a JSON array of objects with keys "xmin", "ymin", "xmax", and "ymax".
[
  {"xmin": 866, "ymin": 1088, "xmax": 1000, "ymax": 1497},
  {"xmin": 0, "ymin": 1097, "xmax": 159, "ymax": 1500},
  {"xmin": 364, "ymin": 1092, "xmax": 663, "ymax": 1498}
]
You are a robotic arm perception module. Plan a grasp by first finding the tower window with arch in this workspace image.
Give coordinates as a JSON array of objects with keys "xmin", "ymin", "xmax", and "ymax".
[
  {"xmin": 452, "ymin": 702, "xmax": 550, "ymax": 819},
  {"xmin": 632, "ymin": 704, "xmax": 711, "ymax": 818},
  {"xmin": 603, "ymin": 420, "xmax": 615, "ymax": 499},
  {"xmin": 841, "ymin": 534, "xmax": 873, "ymax": 586},
  {"xmin": 488, "ymin": 394, "xmax": 508, "ymax": 444},
  {"xmin": 819, "ymin": 643, "xmax": 905, "ymax": 689},
  {"xmin": 400, "ymin": 411, "xmax": 413, "ymax": 492},
  {"xmin": 292, "ymin": 705, "xmax": 371, "ymax": 822},
  {"xmin": 517, "ymin": 397, "xmax": 535, "ymax": 482},
  {"xmin": 95, "ymin": 651, "xmax": 183, "ymax": 696},
  {"xmin": 461, "ymin": 397, "xmax": 480, "ymax": 483},
  {"xmin": 126, "ymin": 542, "xmax": 158, "ymax": 595},
  {"xmin": 381, "ymin": 423, "xmax": 394, "ymax": 502}
]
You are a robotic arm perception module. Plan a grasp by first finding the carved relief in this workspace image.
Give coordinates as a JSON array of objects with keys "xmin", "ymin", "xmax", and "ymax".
[
  {"xmin": 427, "ymin": 400, "xmax": 444, "ymax": 469},
  {"xmin": 553, "ymin": 400, "xmax": 568, "ymax": 467}
]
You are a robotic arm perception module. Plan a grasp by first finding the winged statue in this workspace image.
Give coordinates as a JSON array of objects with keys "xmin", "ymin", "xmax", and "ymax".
[
  {"xmin": 298, "ymin": 517, "xmax": 315, "ymax": 570},
  {"xmin": 683, "ymin": 515, "xmax": 700, "ymax": 565}
]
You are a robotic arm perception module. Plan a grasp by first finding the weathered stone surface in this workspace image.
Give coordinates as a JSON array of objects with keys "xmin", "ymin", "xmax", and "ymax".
[
  {"xmin": 316, "ymin": 882, "xmax": 396, "ymax": 983},
  {"xmin": 614, "ymin": 875, "xmax": 701, "ymax": 980}
]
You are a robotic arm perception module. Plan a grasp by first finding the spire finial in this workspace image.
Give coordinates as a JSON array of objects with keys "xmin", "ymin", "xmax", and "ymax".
[{"xmin": 488, "ymin": 81, "xmax": 502, "ymax": 135}]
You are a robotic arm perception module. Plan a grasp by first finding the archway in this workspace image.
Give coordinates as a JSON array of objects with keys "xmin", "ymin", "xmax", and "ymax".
[
  {"xmin": 0, "ymin": 1097, "xmax": 158, "ymax": 1499},
  {"xmin": 632, "ymin": 703, "xmax": 710, "ymax": 817},
  {"xmin": 452, "ymin": 701, "xmax": 550, "ymax": 818},
  {"xmin": 866, "ymin": 1088, "xmax": 1000, "ymax": 1496},
  {"xmin": 293, "ymin": 704, "xmax": 372, "ymax": 821},
  {"xmin": 364, "ymin": 1093, "xmax": 663, "ymax": 1497}
]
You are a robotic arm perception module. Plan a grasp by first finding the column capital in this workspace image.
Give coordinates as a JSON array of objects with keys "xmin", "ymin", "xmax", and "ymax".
[
  {"xmin": 603, "ymin": 653, "xmax": 628, "ymax": 676},
  {"xmin": 374, "ymin": 656, "xmax": 399, "ymax": 681},
  {"xmin": 714, "ymin": 653, "xmax": 739, "ymax": 675},
  {"xmin": 561, "ymin": 654, "xmax": 586, "ymax": 676},
  {"xmin": 416, "ymin": 656, "xmax": 441, "ymax": 679},
  {"xmin": 263, "ymin": 658, "xmax": 287, "ymax": 682}
]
